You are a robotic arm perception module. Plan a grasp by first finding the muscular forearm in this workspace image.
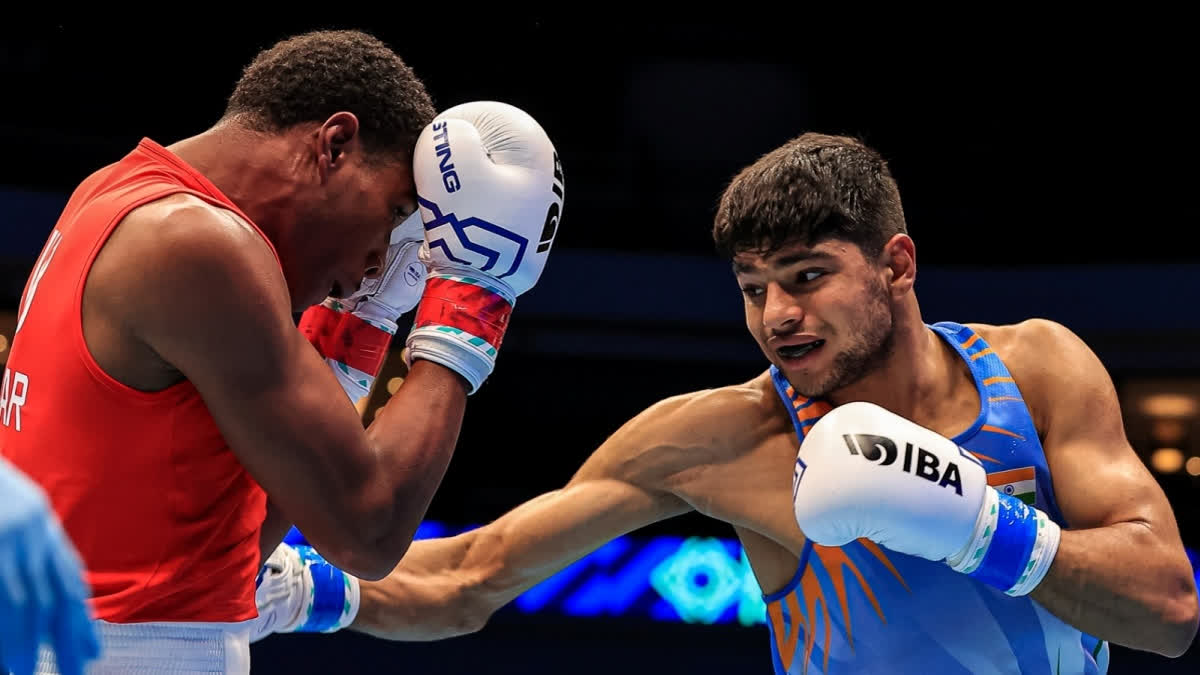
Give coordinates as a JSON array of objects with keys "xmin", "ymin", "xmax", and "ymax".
[
  {"xmin": 348, "ymin": 532, "xmax": 491, "ymax": 641},
  {"xmin": 349, "ymin": 493, "xmax": 572, "ymax": 640},
  {"xmin": 1031, "ymin": 522, "xmax": 1199, "ymax": 656},
  {"xmin": 348, "ymin": 483, "xmax": 689, "ymax": 641},
  {"xmin": 363, "ymin": 360, "xmax": 468, "ymax": 560},
  {"xmin": 352, "ymin": 567, "xmax": 488, "ymax": 641}
]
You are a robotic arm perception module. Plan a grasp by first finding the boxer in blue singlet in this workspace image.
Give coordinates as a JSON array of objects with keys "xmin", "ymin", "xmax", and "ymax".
[{"xmin": 252, "ymin": 133, "xmax": 1199, "ymax": 673}]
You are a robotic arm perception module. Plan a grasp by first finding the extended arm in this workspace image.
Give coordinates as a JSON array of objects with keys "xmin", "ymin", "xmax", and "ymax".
[
  {"xmin": 353, "ymin": 479, "xmax": 689, "ymax": 640},
  {"xmin": 250, "ymin": 388, "xmax": 751, "ymax": 643},
  {"xmin": 346, "ymin": 390, "xmax": 750, "ymax": 640}
]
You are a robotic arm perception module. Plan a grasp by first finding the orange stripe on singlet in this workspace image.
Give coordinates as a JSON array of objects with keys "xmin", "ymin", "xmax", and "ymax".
[
  {"xmin": 969, "ymin": 450, "xmax": 1003, "ymax": 464},
  {"xmin": 794, "ymin": 401, "xmax": 832, "ymax": 425},
  {"xmin": 768, "ymin": 593, "xmax": 804, "ymax": 672},
  {"xmin": 969, "ymin": 347, "xmax": 995, "ymax": 361},
  {"xmin": 769, "ymin": 543, "xmax": 911, "ymax": 673},
  {"xmin": 981, "ymin": 424, "xmax": 1026, "ymax": 441}
]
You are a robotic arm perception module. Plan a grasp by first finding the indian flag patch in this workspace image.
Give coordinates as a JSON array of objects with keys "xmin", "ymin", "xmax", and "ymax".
[{"xmin": 987, "ymin": 466, "xmax": 1036, "ymax": 505}]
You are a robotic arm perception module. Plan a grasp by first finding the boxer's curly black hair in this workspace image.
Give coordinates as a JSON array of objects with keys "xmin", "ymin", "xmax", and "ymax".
[
  {"xmin": 713, "ymin": 133, "xmax": 907, "ymax": 260},
  {"xmin": 222, "ymin": 29, "xmax": 435, "ymax": 162}
]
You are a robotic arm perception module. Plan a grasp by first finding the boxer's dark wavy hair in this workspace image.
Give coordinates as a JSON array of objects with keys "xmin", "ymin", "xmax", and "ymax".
[
  {"xmin": 222, "ymin": 29, "xmax": 435, "ymax": 163},
  {"xmin": 713, "ymin": 133, "xmax": 907, "ymax": 260}
]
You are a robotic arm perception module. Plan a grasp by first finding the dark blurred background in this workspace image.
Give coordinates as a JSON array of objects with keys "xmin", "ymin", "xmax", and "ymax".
[{"xmin": 2, "ymin": 14, "xmax": 1197, "ymax": 674}]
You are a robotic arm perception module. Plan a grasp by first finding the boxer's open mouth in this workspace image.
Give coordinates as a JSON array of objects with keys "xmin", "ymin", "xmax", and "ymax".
[{"xmin": 778, "ymin": 340, "xmax": 824, "ymax": 359}]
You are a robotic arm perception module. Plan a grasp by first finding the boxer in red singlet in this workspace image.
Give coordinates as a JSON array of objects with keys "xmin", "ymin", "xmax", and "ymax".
[{"xmin": 0, "ymin": 29, "xmax": 566, "ymax": 674}]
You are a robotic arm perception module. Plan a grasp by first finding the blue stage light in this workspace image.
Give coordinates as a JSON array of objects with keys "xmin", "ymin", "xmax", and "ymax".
[{"xmin": 414, "ymin": 522, "xmax": 1200, "ymax": 628}]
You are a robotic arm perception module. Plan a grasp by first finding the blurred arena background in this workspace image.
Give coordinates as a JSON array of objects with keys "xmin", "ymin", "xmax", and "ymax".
[{"xmin": 2, "ymin": 15, "xmax": 1196, "ymax": 674}]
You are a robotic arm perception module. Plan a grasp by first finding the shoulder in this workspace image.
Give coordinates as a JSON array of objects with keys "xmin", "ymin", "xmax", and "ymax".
[
  {"xmin": 969, "ymin": 318, "xmax": 1100, "ymax": 380},
  {"xmin": 119, "ymin": 193, "xmax": 271, "ymax": 266},
  {"xmin": 112, "ymin": 194, "xmax": 284, "ymax": 304},
  {"xmin": 969, "ymin": 319, "xmax": 1115, "ymax": 433},
  {"xmin": 98, "ymin": 193, "xmax": 290, "ymax": 346}
]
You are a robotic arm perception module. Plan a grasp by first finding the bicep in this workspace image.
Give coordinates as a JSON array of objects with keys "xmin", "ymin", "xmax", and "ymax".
[
  {"xmin": 1046, "ymin": 430, "xmax": 1173, "ymax": 533},
  {"xmin": 464, "ymin": 392, "xmax": 739, "ymax": 598},
  {"xmin": 131, "ymin": 208, "xmax": 381, "ymax": 565},
  {"xmin": 1034, "ymin": 325, "xmax": 1175, "ymax": 533}
]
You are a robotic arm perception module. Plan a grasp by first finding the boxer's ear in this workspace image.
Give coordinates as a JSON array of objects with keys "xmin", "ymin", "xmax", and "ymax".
[
  {"xmin": 880, "ymin": 233, "xmax": 916, "ymax": 298},
  {"xmin": 316, "ymin": 112, "xmax": 361, "ymax": 182}
]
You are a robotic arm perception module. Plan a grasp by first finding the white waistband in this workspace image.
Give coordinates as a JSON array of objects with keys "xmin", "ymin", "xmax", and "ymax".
[{"xmin": 35, "ymin": 619, "xmax": 252, "ymax": 674}]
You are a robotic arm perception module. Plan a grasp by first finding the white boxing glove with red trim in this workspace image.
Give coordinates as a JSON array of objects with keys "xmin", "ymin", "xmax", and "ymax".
[
  {"xmin": 405, "ymin": 101, "xmax": 565, "ymax": 393},
  {"xmin": 297, "ymin": 211, "xmax": 427, "ymax": 402}
]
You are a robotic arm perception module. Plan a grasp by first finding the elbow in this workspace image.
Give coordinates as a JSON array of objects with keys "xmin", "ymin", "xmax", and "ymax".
[
  {"xmin": 338, "ymin": 548, "xmax": 408, "ymax": 583},
  {"xmin": 441, "ymin": 593, "xmax": 493, "ymax": 638},
  {"xmin": 1135, "ymin": 553, "xmax": 1200, "ymax": 658},
  {"xmin": 453, "ymin": 573, "xmax": 500, "ymax": 636},
  {"xmin": 321, "ymin": 540, "xmax": 404, "ymax": 582},
  {"xmin": 341, "ymin": 441, "xmax": 452, "ymax": 580},
  {"xmin": 1153, "ymin": 581, "xmax": 1199, "ymax": 658},
  {"xmin": 457, "ymin": 604, "xmax": 493, "ymax": 637},
  {"xmin": 341, "ymin": 519, "xmax": 416, "ymax": 582},
  {"xmin": 331, "ymin": 494, "xmax": 418, "ymax": 582},
  {"xmin": 290, "ymin": 531, "xmax": 401, "ymax": 583}
]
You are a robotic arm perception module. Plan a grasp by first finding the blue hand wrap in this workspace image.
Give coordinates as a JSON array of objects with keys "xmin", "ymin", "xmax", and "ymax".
[
  {"xmin": 965, "ymin": 491, "xmax": 1039, "ymax": 591},
  {"xmin": 294, "ymin": 545, "xmax": 352, "ymax": 633}
]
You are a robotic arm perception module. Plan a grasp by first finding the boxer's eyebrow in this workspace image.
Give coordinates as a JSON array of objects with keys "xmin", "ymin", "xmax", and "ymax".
[{"xmin": 733, "ymin": 250, "xmax": 835, "ymax": 275}]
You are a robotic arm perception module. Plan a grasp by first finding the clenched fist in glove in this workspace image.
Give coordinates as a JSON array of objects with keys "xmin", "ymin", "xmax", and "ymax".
[
  {"xmin": 297, "ymin": 211, "xmax": 427, "ymax": 402},
  {"xmin": 404, "ymin": 100, "xmax": 565, "ymax": 394},
  {"xmin": 793, "ymin": 402, "xmax": 1061, "ymax": 598}
]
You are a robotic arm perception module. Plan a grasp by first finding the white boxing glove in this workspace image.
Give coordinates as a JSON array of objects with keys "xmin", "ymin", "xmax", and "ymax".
[
  {"xmin": 250, "ymin": 541, "xmax": 360, "ymax": 643},
  {"xmin": 348, "ymin": 209, "xmax": 428, "ymax": 322},
  {"xmin": 297, "ymin": 212, "xmax": 427, "ymax": 403},
  {"xmin": 405, "ymin": 100, "xmax": 565, "ymax": 394},
  {"xmin": 793, "ymin": 402, "xmax": 1061, "ymax": 597}
]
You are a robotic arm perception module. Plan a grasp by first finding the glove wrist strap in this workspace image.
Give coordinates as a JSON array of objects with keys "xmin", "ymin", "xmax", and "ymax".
[
  {"xmin": 298, "ymin": 299, "xmax": 397, "ymax": 402},
  {"xmin": 947, "ymin": 487, "xmax": 1061, "ymax": 596},
  {"xmin": 413, "ymin": 274, "xmax": 514, "ymax": 348},
  {"xmin": 293, "ymin": 545, "xmax": 361, "ymax": 634},
  {"xmin": 404, "ymin": 274, "xmax": 515, "ymax": 394}
]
